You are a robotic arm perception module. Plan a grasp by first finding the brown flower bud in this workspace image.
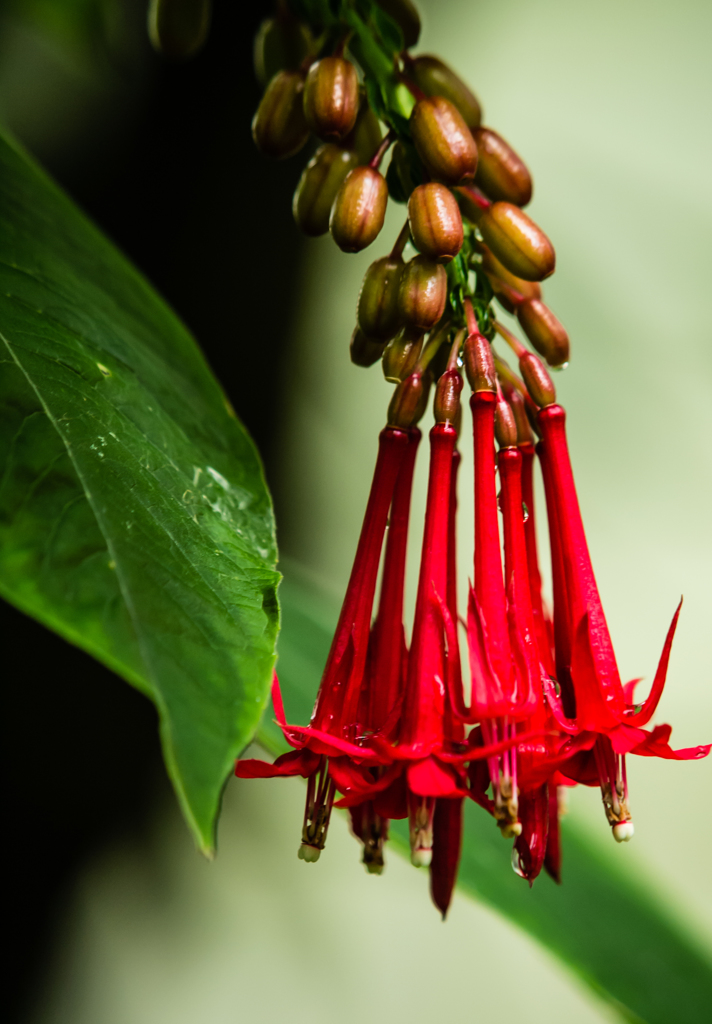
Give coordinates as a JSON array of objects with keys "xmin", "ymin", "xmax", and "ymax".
[
  {"xmin": 303, "ymin": 57, "xmax": 359, "ymax": 142},
  {"xmin": 382, "ymin": 329, "xmax": 422, "ymax": 382},
  {"xmin": 342, "ymin": 100, "xmax": 383, "ymax": 163},
  {"xmin": 473, "ymin": 128, "xmax": 532, "ymax": 206},
  {"xmin": 375, "ymin": 0, "xmax": 421, "ymax": 48},
  {"xmin": 357, "ymin": 256, "xmax": 403, "ymax": 341},
  {"xmin": 409, "ymin": 97, "xmax": 478, "ymax": 186},
  {"xmin": 407, "ymin": 183, "xmax": 463, "ymax": 262},
  {"xmin": 480, "ymin": 246, "xmax": 541, "ymax": 313},
  {"xmin": 463, "ymin": 332, "xmax": 496, "ymax": 392},
  {"xmin": 350, "ymin": 327, "xmax": 386, "ymax": 368},
  {"xmin": 388, "ymin": 371, "xmax": 431, "ymax": 428},
  {"xmin": 408, "ymin": 55, "xmax": 482, "ymax": 129},
  {"xmin": 398, "ymin": 255, "xmax": 448, "ymax": 331},
  {"xmin": 516, "ymin": 298, "xmax": 569, "ymax": 368},
  {"xmin": 148, "ymin": 0, "xmax": 211, "ymax": 59},
  {"xmin": 252, "ymin": 70, "xmax": 309, "ymax": 160},
  {"xmin": 478, "ymin": 202, "xmax": 556, "ymax": 282},
  {"xmin": 495, "ymin": 392, "xmax": 518, "ymax": 448},
  {"xmin": 434, "ymin": 368, "xmax": 463, "ymax": 425},
  {"xmin": 292, "ymin": 144, "xmax": 359, "ymax": 236},
  {"xmin": 503, "ymin": 385, "xmax": 534, "ymax": 445},
  {"xmin": 253, "ymin": 15, "xmax": 312, "ymax": 88},
  {"xmin": 519, "ymin": 351, "xmax": 556, "ymax": 407},
  {"xmin": 330, "ymin": 167, "xmax": 389, "ymax": 252}
]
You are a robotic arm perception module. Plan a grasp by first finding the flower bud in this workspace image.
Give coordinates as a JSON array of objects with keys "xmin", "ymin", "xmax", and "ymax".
[
  {"xmin": 342, "ymin": 100, "xmax": 383, "ymax": 163},
  {"xmin": 434, "ymin": 368, "xmax": 463, "ymax": 425},
  {"xmin": 375, "ymin": 0, "xmax": 421, "ymax": 47},
  {"xmin": 148, "ymin": 0, "xmax": 211, "ymax": 59},
  {"xmin": 252, "ymin": 70, "xmax": 309, "ymax": 160},
  {"xmin": 330, "ymin": 167, "xmax": 389, "ymax": 252},
  {"xmin": 516, "ymin": 298, "xmax": 570, "ymax": 368},
  {"xmin": 519, "ymin": 351, "xmax": 556, "ymax": 407},
  {"xmin": 495, "ymin": 391, "xmax": 518, "ymax": 448},
  {"xmin": 382, "ymin": 329, "xmax": 422, "ymax": 382},
  {"xmin": 504, "ymin": 385, "xmax": 534, "ymax": 444},
  {"xmin": 463, "ymin": 332, "xmax": 496, "ymax": 392},
  {"xmin": 408, "ymin": 55, "xmax": 482, "ymax": 129},
  {"xmin": 292, "ymin": 144, "xmax": 359, "ymax": 236},
  {"xmin": 398, "ymin": 255, "xmax": 448, "ymax": 330},
  {"xmin": 407, "ymin": 183, "xmax": 463, "ymax": 262},
  {"xmin": 350, "ymin": 327, "xmax": 386, "ymax": 368},
  {"xmin": 409, "ymin": 97, "xmax": 478, "ymax": 186},
  {"xmin": 253, "ymin": 15, "xmax": 312, "ymax": 88},
  {"xmin": 478, "ymin": 202, "xmax": 556, "ymax": 281},
  {"xmin": 388, "ymin": 371, "xmax": 431, "ymax": 428},
  {"xmin": 303, "ymin": 57, "xmax": 359, "ymax": 142},
  {"xmin": 473, "ymin": 128, "xmax": 532, "ymax": 206},
  {"xmin": 357, "ymin": 256, "xmax": 403, "ymax": 341},
  {"xmin": 480, "ymin": 246, "xmax": 541, "ymax": 313}
]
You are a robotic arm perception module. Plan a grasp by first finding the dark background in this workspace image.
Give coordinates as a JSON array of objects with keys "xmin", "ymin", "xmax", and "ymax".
[{"xmin": 1, "ymin": 1, "xmax": 302, "ymax": 1018}]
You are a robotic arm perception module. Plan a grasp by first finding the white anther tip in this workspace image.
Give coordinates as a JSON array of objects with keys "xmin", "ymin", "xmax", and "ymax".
[
  {"xmin": 612, "ymin": 821, "xmax": 635, "ymax": 843},
  {"xmin": 410, "ymin": 848, "xmax": 432, "ymax": 868},
  {"xmin": 298, "ymin": 844, "xmax": 321, "ymax": 862}
]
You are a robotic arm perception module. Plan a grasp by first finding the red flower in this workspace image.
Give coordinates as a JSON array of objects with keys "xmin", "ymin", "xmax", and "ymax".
[
  {"xmin": 537, "ymin": 404, "xmax": 710, "ymax": 839},
  {"xmin": 236, "ymin": 426, "xmax": 420, "ymax": 859}
]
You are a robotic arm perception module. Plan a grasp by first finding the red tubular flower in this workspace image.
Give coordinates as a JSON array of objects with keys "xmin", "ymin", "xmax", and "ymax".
[
  {"xmin": 236, "ymin": 426, "xmax": 419, "ymax": 860},
  {"xmin": 537, "ymin": 404, "xmax": 710, "ymax": 840}
]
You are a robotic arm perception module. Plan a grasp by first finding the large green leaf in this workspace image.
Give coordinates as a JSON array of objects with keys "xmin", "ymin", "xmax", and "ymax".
[
  {"xmin": 264, "ymin": 569, "xmax": 712, "ymax": 1024},
  {"xmin": 0, "ymin": 131, "xmax": 280, "ymax": 854}
]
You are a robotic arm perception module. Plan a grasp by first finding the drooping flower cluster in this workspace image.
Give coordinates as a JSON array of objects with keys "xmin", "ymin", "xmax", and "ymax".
[{"xmin": 238, "ymin": 0, "xmax": 710, "ymax": 914}]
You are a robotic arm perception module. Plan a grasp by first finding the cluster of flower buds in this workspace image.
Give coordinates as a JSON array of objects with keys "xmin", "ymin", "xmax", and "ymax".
[{"xmin": 237, "ymin": 0, "xmax": 709, "ymax": 916}]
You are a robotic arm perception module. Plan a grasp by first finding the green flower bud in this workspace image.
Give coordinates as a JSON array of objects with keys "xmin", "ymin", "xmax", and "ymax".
[
  {"xmin": 382, "ymin": 329, "xmax": 422, "ymax": 382},
  {"xmin": 398, "ymin": 255, "xmax": 448, "ymax": 330},
  {"xmin": 473, "ymin": 128, "xmax": 532, "ymax": 206},
  {"xmin": 480, "ymin": 246, "xmax": 541, "ymax": 312},
  {"xmin": 408, "ymin": 55, "xmax": 482, "ymax": 129},
  {"xmin": 350, "ymin": 327, "xmax": 386, "ymax": 367},
  {"xmin": 330, "ymin": 167, "xmax": 389, "ymax": 252},
  {"xmin": 292, "ymin": 144, "xmax": 359, "ymax": 236},
  {"xmin": 516, "ymin": 298, "xmax": 569, "ymax": 368},
  {"xmin": 303, "ymin": 57, "xmax": 359, "ymax": 142},
  {"xmin": 407, "ymin": 182, "xmax": 463, "ymax": 262},
  {"xmin": 478, "ymin": 202, "xmax": 555, "ymax": 282},
  {"xmin": 252, "ymin": 70, "xmax": 309, "ymax": 160},
  {"xmin": 409, "ymin": 97, "xmax": 478, "ymax": 186},
  {"xmin": 375, "ymin": 0, "xmax": 421, "ymax": 48},
  {"xmin": 357, "ymin": 256, "xmax": 403, "ymax": 341},
  {"xmin": 519, "ymin": 351, "xmax": 557, "ymax": 407},
  {"xmin": 253, "ymin": 15, "xmax": 312, "ymax": 88},
  {"xmin": 148, "ymin": 0, "xmax": 211, "ymax": 60}
]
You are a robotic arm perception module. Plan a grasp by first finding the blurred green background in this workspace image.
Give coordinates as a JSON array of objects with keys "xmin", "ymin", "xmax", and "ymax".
[{"xmin": 2, "ymin": 1, "xmax": 711, "ymax": 1022}]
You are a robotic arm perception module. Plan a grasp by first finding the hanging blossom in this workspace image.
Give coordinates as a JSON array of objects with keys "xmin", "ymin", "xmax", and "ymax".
[{"xmin": 240, "ymin": 0, "xmax": 709, "ymax": 913}]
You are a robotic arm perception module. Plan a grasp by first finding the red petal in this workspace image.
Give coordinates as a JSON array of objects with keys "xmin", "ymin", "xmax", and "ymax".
[
  {"xmin": 630, "ymin": 599, "xmax": 682, "ymax": 727},
  {"xmin": 514, "ymin": 784, "xmax": 549, "ymax": 884},
  {"xmin": 430, "ymin": 797, "xmax": 464, "ymax": 919},
  {"xmin": 235, "ymin": 748, "xmax": 319, "ymax": 779},
  {"xmin": 632, "ymin": 724, "xmax": 711, "ymax": 761},
  {"xmin": 407, "ymin": 756, "xmax": 466, "ymax": 797},
  {"xmin": 544, "ymin": 783, "xmax": 562, "ymax": 884}
]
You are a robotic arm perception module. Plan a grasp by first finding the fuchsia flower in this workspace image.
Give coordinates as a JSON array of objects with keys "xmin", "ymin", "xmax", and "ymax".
[
  {"xmin": 236, "ymin": 330, "xmax": 709, "ymax": 909},
  {"xmin": 536, "ymin": 404, "xmax": 711, "ymax": 840}
]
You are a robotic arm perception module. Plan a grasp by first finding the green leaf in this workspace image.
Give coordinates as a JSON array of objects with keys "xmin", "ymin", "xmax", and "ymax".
[
  {"xmin": 0, "ymin": 130, "xmax": 280, "ymax": 855},
  {"xmin": 262, "ymin": 567, "xmax": 712, "ymax": 1024}
]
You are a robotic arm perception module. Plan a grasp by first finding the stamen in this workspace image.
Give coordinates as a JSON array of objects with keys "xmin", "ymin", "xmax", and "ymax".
[
  {"xmin": 409, "ymin": 795, "xmax": 435, "ymax": 867},
  {"xmin": 299, "ymin": 760, "xmax": 336, "ymax": 861}
]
